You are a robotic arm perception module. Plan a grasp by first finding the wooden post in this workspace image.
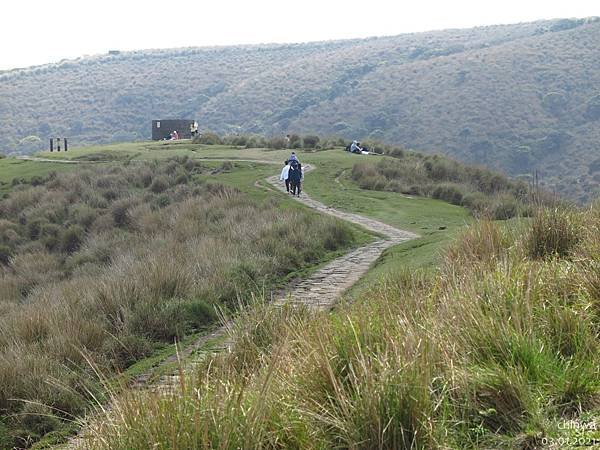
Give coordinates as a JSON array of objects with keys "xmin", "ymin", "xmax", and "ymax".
[
  {"xmin": 64, "ymin": 138, "xmax": 68, "ymax": 151},
  {"xmin": 50, "ymin": 139, "xmax": 53, "ymax": 152}
]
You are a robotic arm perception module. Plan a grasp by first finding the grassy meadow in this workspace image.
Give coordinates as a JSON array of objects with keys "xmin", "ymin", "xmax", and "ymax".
[{"xmin": 0, "ymin": 139, "xmax": 592, "ymax": 448}]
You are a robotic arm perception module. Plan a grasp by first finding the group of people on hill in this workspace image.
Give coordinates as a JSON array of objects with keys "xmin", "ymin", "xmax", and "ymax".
[{"xmin": 280, "ymin": 152, "xmax": 304, "ymax": 197}]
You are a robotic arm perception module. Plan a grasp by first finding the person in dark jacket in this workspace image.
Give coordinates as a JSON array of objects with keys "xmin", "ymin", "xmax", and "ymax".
[{"xmin": 288, "ymin": 160, "xmax": 303, "ymax": 196}]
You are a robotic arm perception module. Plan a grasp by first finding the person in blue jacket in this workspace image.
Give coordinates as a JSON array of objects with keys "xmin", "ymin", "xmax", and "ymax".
[{"xmin": 288, "ymin": 159, "xmax": 303, "ymax": 197}]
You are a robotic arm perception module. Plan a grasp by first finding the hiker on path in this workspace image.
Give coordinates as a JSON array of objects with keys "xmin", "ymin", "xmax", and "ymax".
[
  {"xmin": 288, "ymin": 151, "xmax": 299, "ymax": 163},
  {"xmin": 280, "ymin": 160, "xmax": 291, "ymax": 192},
  {"xmin": 289, "ymin": 160, "xmax": 303, "ymax": 197}
]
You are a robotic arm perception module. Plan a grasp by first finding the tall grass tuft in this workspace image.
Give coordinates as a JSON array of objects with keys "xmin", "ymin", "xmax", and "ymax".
[{"xmin": 526, "ymin": 207, "xmax": 581, "ymax": 258}]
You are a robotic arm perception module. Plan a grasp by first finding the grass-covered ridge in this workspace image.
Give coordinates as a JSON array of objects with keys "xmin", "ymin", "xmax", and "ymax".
[
  {"xmin": 86, "ymin": 207, "xmax": 599, "ymax": 449},
  {"xmin": 350, "ymin": 151, "xmax": 543, "ymax": 220},
  {"xmin": 0, "ymin": 156, "xmax": 366, "ymax": 447}
]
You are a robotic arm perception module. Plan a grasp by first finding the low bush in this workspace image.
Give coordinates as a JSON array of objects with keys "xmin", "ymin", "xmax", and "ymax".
[
  {"xmin": 192, "ymin": 131, "xmax": 222, "ymax": 145},
  {"xmin": 491, "ymin": 194, "xmax": 520, "ymax": 220},
  {"xmin": 526, "ymin": 208, "xmax": 581, "ymax": 258},
  {"xmin": 0, "ymin": 245, "xmax": 12, "ymax": 265},
  {"xmin": 302, "ymin": 135, "xmax": 320, "ymax": 149},
  {"xmin": 149, "ymin": 176, "xmax": 169, "ymax": 194},
  {"xmin": 60, "ymin": 225, "xmax": 84, "ymax": 253},
  {"xmin": 432, "ymin": 183, "xmax": 463, "ymax": 205},
  {"xmin": 267, "ymin": 136, "xmax": 288, "ymax": 149}
]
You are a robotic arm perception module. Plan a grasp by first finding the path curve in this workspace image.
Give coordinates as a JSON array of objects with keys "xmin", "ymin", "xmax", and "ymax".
[
  {"xmin": 58, "ymin": 163, "xmax": 417, "ymax": 448},
  {"xmin": 268, "ymin": 165, "xmax": 417, "ymax": 309}
]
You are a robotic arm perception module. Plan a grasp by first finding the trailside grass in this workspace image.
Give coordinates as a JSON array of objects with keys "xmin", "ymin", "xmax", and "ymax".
[
  {"xmin": 82, "ymin": 207, "xmax": 600, "ymax": 450},
  {"xmin": 35, "ymin": 142, "xmax": 473, "ymax": 278},
  {"xmin": 0, "ymin": 158, "xmax": 78, "ymax": 195},
  {"xmin": 0, "ymin": 155, "xmax": 371, "ymax": 448}
]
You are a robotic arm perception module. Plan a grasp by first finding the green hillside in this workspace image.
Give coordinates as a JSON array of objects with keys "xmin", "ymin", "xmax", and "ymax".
[
  {"xmin": 1, "ymin": 18, "xmax": 599, "ymax": 201},
  {"xmin": 0, "ymin": 141, "xmax": 471, "ymax": 447},
  {"xmin": 0, "ymin": 141, "xmax": 596, "ymax": 448}
]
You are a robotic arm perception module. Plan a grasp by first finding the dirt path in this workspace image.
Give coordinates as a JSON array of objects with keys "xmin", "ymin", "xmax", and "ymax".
[
  {"xmin": 58, "ymin": 163, "xmax": 417, "ymax": 448},
  {"xmin": 267, "ymin": 166, "xmax": 417, "ymax": 309},
  {"xmin": 17, "ymin": 155, "xmax": 84, "ymax": 163}
]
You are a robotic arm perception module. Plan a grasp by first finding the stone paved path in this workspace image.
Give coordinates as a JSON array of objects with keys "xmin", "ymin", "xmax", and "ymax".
[{"xmin": 58, "ymin": 163, "xmax": 417, "ymax": 448}]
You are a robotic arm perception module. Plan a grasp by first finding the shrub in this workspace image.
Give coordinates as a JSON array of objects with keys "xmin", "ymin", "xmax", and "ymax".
[
  {"xmin": 182, "ymin": 298, "xmax": 218, "ymax": 329},
  {"xmin": 288, "ymin": 134, "xmax": 302, "ymax": 148},
  {"xmin": 138, "ymin": 170, "xmax": 153, "ymax": 188},
  {"xmin": 19, "ymin": 402, "xmax": 61, "ymax": 437},
  {"xmin": 26, "ymin": 219, "xmax": 45, "ymax": 240},
  {"xmin": 40, "ymin": 223, "xmax": 61, "ymax": 251},
  {"xmin": 102, "ymin": 334, "xmax": 154, "ymax": 370},
  {"xmin": 149, "ymin": 176, "xmax": 169, "ymax": 194},
  {"xmin": 193, "ymin": 131, "xmax": 222, "ymax": 145},
  {"xmin": 61, "ymin": 225, "xmax": 85, "ymax": 253},
  {"xmin": 491, "ymin": 195, "xmax": 520, "ymax": 220},
  {"xmin": 267, "ymin": 136, "xmax": 287, "ymax": 149},
  {"xmin": 174, "ymin": 171, "xmax": 189, "ymax": 185},
  {"xmin": 385, "ymin": 147, "xmax": 405, "ymax": 158},
  {"xmin": 526, "ymin": 208, "xmax": 581, "ymax": 258},
  {"xmin": 461, "ymin": 191, "xmax": 490, "ymax": 215},
  {"xmin": 72, "ymin": 205, "xmax": 98, "ymax": 230},
  {"xmin": 224, "ymin": 135, "xmax": 248, "ymax": 147},
  {"xmin": 111, "ymin": 201, "xmax": 131, "ymax": 228},
  {"xmin": 29, "ymin": 176, "xmax": 44, "ymax": 187},
  {"xmin": 351, "ymin": 163, "xmax": 378, "ymax": 180},
  {"xmin": 302, "ymin": 135, "xmax": 320, "ymax": 149},
  {"xmin": 358, "ymin": 175, "xmax": 388, "ymax": 191},
  {"xmin": 0, "ymin": 245, "xmax": 12, "ymax": 265},
  {"xmin": 432, "ymin": 183, "xmax": 463, "ymax": 205}
]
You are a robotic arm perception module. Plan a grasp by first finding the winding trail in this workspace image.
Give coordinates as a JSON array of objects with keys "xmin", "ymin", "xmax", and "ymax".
[
  {"xmin": 268, "ymin": 166, "xmax": 417, "ymax": 309},
  {"xmin": 58, "ymin": 163, "xmax": 417, "ymax": 448}
]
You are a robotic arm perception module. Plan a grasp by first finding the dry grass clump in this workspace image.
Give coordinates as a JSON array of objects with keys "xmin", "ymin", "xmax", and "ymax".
[
  {"xmin": 0, "ymin": 159, "xmax": 359, "ymax": 446},
  {"xmin": 87, "ymin": 205, "xmax": 599, "ymax": 449},
  {"xmin": 526, "ymin": 207, "xmax": 582, "ymax": 259}
]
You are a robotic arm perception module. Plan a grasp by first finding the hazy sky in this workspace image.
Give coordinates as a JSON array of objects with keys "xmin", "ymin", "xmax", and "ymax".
[{"xmin": 1, "ymin": 0, "xmax": 597, "ymax": 71}]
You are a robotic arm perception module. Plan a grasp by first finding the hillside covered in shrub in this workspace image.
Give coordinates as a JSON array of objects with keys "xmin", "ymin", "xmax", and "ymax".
[
  {"xmin": 0, "ymin": 158, "xmax": 361, "ymax": 447},
  {"xmin": 82, "ymin": 207, "xmax": 600, "ymax": 449},
  {"xmin": 1, "ymin": 18, "xmax": 600, "ymax": 201}
]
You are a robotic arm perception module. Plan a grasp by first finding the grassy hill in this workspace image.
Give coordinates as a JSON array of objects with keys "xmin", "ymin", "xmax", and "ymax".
[
  {"xmin": 0, "ymin": 141, "xmax": 596, "ymax": 447},
  {"xmin": 1, "ymin": 18, "xmax": 599, "ymax": 201},
  {"xmin": 0, "ymin": 141, "xmax": 471, "ymax": 447}
]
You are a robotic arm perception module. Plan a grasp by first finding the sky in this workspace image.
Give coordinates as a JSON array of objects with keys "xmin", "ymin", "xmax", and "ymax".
[{"xmin": 1, "ymin": 0, "xmax": 598, "ymax": 71}]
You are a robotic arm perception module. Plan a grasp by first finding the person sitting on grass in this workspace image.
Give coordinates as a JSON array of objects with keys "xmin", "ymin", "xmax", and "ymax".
[
  {"xmin": 280, "ymin": 160, "xmax": 291, "ymax": 193},
  {"xmin": 350, "ymin": 140, "xmax": 362, "ymax": 154}
]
